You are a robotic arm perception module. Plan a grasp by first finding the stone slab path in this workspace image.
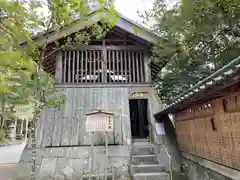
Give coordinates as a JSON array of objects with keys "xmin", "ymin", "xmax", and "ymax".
[{"xmin": 0, "ymin": 164, "xmax": 18, "ymax": 180}]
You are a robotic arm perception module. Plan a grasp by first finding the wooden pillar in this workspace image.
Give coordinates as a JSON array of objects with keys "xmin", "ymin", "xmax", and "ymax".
[
  {"xmin": 112, "ymin": 50, "xmax": 116, "ymax": 82},
  {"xmin": 124, "ymin": 51, "xmax": 127, "ymax": 83},
  {"xmin": 103, "ymin": 40, "xmax": 107, "ymax": 83},
  {"xmin": 63, "ymin": 51, "xmax": 67, "ymax": 83},
  {"xmin": 25, "ymin": 118, "xmax": 28, "ymax": 140},
  {"xmin": 116, "ymin": 50, "xmax": 119, "ymax": 83},
  {"xmin": 20, "ymin": 119, "xmax": 24, "ymax": 134},
  {"xmin": 85, "ymin": 50, "xmax": 88, "ymax": 83},
  {"xmin": 68, "ymin": 51, "xmax": 71, "ymax": 83},
  {"xmin": 128, "ymin": 51, "xmax": 132, "ymax": 83},
  {"xmin": 81, "ymin": 50, "xmax": 84, "ymax": 83},
  {"xmin": 139, "ymin": 51, "xmax": 144, "ymax": 82},
  {"xmin": 72, "ymin": 51, "xmax": 76, "ymax": 83},
  {"xmin": 14, "ymin": 118, "xmax": 17, "ymax": 133},
  {"xmin": 144, "ymin": 51, "xmax": 151, "ymax": 83},
  {"xmin": 55, "ymin": 50, "xmax": 63, "ymax": 83}
]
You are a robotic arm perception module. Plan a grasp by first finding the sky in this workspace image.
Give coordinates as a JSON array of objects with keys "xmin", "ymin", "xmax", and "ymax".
[
  {"xmin": 34, "ymin": 0, "xmax": 178, "ymax": 33},
  {"xmin": 115, "ymin": 0, "xmax": 154, "ymax": 23},
  {"xmin": 114, "ymin": 0, "xmax": 178, "ymax": 23}
]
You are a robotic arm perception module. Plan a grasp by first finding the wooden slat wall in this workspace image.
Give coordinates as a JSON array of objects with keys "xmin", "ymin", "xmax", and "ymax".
[
  {"xmin": 175, "ymin": 92, "xmax": 240, "ymax": 170},
  {"xmin": 148, "ymin": 89, "xmax": 166, "ymax": 143},
  {"xmin": 61, "ymin": 49, "xmax": 145, "ymax": 84},
  {"xmin": 36, "ymin": 87, "xmax": 131, "ymax": 148}
]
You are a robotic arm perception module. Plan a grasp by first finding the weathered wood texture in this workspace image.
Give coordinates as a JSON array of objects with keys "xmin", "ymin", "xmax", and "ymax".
[
  {"xmin": 36, "ymin": 87, "xmax": 132, "ymax": 148},
  {"xmin": 148, "ymin": 89, "xmax": 165, "ymax": 143},
  {"xmin": 36, "ymin": 86, "xmax": 165, "ymax": 148},
  {"xmin": 175, "ymin": 92, "xmax": 240, "ymax": 170}
]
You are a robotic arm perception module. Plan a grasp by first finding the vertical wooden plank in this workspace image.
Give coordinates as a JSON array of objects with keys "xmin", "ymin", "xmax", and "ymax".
[
  {"xmin": 72, "ymin": 51, "xmax": 75, "ymax": 83},
  {"xmin": 61, "ymin": 88, "xmax": 72, "ymax": 145},
  {"xmin": 85, "ymin": 50, "xmax": 88, "ymax": 83},
  {"xmin": 68, "ymin": 51, "xmax": 71, "ymax": 83},
  {"xmin": 97, "ymin": 50, "xmax": 100, "ymax": 83},
  {"xmin": 89, "ymin": 51, "xmax": 92, "ymax": 82},
  {"xmin": 120, "ymin": 50, "xmax": 124, "ymax": 83},
  {"xmin": 128, "ymin": 51, "xmax": 132, "ymax": 83},
  {"xmin": 103, "ymin": 40, "xmax": 107, "ymax": 83},
  {"xmin": 42, "ymin": 109, "xmax": 55, "ymax": 147},
  {"xmin": 36, "ymin": 109, "xmax": 45, "ymax": 147},
  {"xmin": 106, "ymin": 49, "xmax": 110, "ymax": 83},
  {"xmin": 81, "ymin": 50, "xmax": 84, "ymax": 83},
  {"xmin": 112, "ymin": 50, "xmax": 115, "ymax": 83},
  {"xmin": 116, "ymin": 50, "xmax": 119, "ymax": 83},
  {"xmin": 76, "ymin": 50, "xmax": 80, "ymax": 82},
  {"xmin": 136, "ymin": 51, "xmax": 140, "ymax": 83},
  {"xmin": 52, "ymin": 105, "xmax": 63, "ymax": 146},
  {"xmin": 132, "ymin": 51, "xmax": 136, "ymax": 82},
  {"xmin": 124, "ymin": 51, "xmax": 127, "ymax": 83},
  {"xmin": 144, "ymin": 51, "xmax": 151, "ymax": 83},
  {"xmin": 108, "ymin": 50, "xmax": 112, "ymax": 83},
  {"xmin": 93, "ymin": 50, "xmax": 96, "ymax": 83},
  {"xmin": 55, "ymin": 50, "xmax": 62, "ymax": 83},
  {"xmin": 71, "ymin": 87, "xmax": 79, "ymax": 145},
  {"xmin": 63, "ymin": 51, "xmax": 67, "ymax": 83},
  {"xmin": 139, "ymin": 51, "xmax": 144, "ymax": 82},
  {"xmin": 51, "ymin": 108, "xmax": 61, "ymax": 146},
  {"xmin": 78, "ymin": 88, "xmax": 86, "ymax": 145}
]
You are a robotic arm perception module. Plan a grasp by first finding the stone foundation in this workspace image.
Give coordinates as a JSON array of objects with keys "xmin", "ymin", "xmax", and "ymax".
[
  {"xmin": 181, "ymin": 152, "xmax": 240, "ymax": 180},
  {"xmin": 16, "ymin": 145, "xmax": 130, "ymax": 180}
]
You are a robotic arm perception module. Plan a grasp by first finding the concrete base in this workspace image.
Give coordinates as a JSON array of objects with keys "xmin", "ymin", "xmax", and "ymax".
[
  {"xmin": 16, "ymin": 145, "xmax": 130, "ymax": 180},
  {"xmin": 181, "ymin": 152, "xmax": 240, "ymax": 180},
  {"xmin": 0, "ymin": 142, "xmax": 26, "ymax": 164}
]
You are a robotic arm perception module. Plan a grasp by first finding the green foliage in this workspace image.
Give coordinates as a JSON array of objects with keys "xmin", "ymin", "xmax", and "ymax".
[
  {"xmin": 0, "ymin": 129, "xmax": 6, "ymax": 142},
  {"xmin": 144, "ymin": 0, "xmax": 240, "ymax": 104},
  {"xmin": 0, "ymin": 0, "xmax": 118, "ymax": 124},
  {"xmin": 1, "ymin": 1, "xmax": 117, "ymax": 178}
]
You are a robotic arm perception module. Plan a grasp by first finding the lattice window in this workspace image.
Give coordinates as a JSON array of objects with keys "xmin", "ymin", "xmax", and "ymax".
[{"xmin": 61, "ymin": 48, "xmax": 145, "ymax": 83}]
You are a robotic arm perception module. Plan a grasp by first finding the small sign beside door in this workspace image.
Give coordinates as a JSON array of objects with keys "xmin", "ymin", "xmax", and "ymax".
[{"xmin": 155, "ymin": 123, "xmax": 165, "ymax": 136}]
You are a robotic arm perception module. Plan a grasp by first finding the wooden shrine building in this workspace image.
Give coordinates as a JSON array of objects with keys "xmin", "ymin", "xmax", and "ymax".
[
  {"xmin": 19, "ymin": 9, "xmax": 168, "ymax": 179},
  {"xmin": 35, "ymin": 9, "xmax": 164, "ymax": 148}
]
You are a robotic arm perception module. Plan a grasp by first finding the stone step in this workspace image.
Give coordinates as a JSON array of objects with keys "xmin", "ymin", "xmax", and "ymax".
[
  {"xmin": 131, "ymin": 164, "xmax": 166, "ymax": 173},
  {"xmin": 80, "ymin": 172, "xmax": 112, "ymax": 180},
  {"xmin": 133, "ymin": 172, "xmax": 169, "ymax": 180},
  {"xmin": 132, "ymin": 138, "xmax": 150, "ymax": 143},
  {"xmin": 132, "ymin": 154, "xmax": 158, "ymax": 165},
  {"xmin": 132, "ymin": 144, "xmax": 155, "ymax": 155},
  {"xmin": 132, "ymin": 140, "xmax": 151, "ymax": 147}
]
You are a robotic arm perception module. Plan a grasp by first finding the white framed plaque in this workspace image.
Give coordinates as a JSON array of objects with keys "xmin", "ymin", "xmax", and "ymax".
[{"xmin": 85, "ymin": 110, "xmax": 114, "ymax": 132}]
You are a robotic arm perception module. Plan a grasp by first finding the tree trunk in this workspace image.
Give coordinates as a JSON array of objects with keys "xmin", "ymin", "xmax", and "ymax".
[
  {"xmin": 30, "ymin": 102, "xmax": 43, "ymax": 180},
  {"xmin": 31, "ymin": 46, "xmax": 45, "ymax": 180},
  {"xmin": 0, "ymin": 116, "xmax": 4, "ymax": 130},
  {"xmin": 0, "ymin": 102, "xmax": 5, "ymax": 131}
]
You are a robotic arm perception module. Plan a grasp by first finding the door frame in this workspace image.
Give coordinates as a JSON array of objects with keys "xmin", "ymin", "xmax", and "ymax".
[{"xmin": 129, "ymin": 98, "xmax": 150, "ymax": 139}]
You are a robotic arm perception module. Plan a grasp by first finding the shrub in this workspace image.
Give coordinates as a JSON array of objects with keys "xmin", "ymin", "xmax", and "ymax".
[{"xmin": 0, "ymin": 129, "xmax": 6, "ymax": 142}]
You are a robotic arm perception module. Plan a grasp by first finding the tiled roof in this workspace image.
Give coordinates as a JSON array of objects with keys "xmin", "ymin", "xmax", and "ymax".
[{"xmin": 157, "ymin": 56, "xmax": 240, "ymax": 115}]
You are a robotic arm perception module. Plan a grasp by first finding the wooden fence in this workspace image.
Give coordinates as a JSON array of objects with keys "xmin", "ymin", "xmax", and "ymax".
[{"xmin": 175, "ymin": 92, "xmax": 240, "ymax": 170}]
